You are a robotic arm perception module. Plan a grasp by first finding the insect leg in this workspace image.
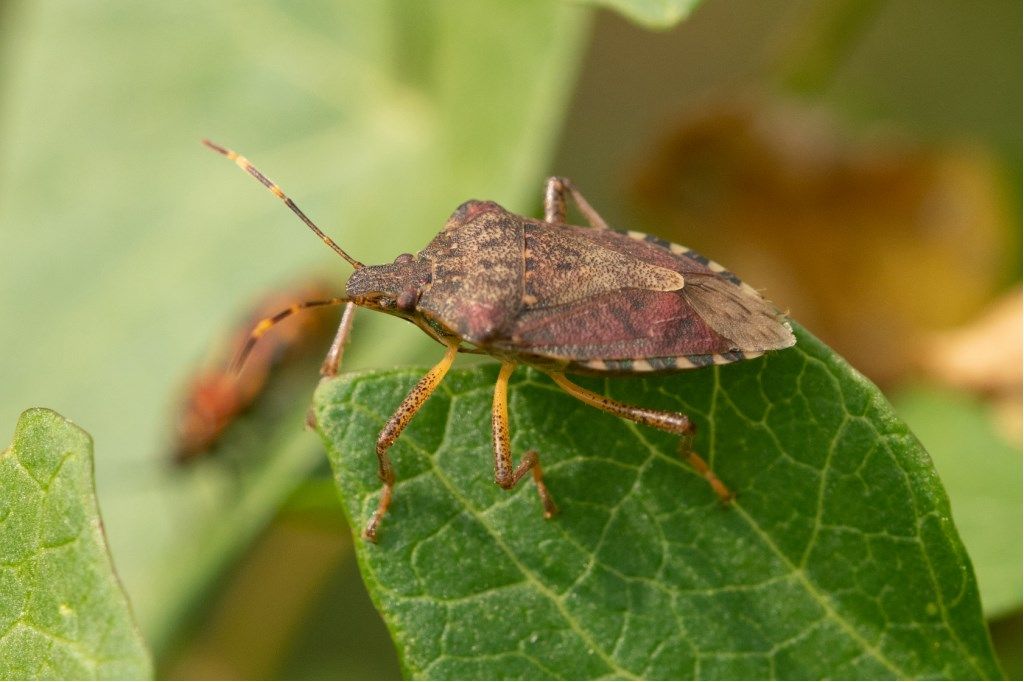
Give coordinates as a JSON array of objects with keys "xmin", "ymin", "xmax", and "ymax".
[
  {"xmin": 363, "ymin": 341, "xmax": 459, "ymax": 542},
  {"xmin": 231, "ymin": 298, "xmax": 347, "ymax": 373},
  {"xmin": 547, "ymin": 372, "xmax": 733, "ymax": 502},
  {"xmin": 320, "ymin": 301, "xmax": 357, "ymax": 378},
  {"xmin": 492, "ymin": 362, "xmax": 558, "ymax": 518},
  {"xmin": 543, "ymin": 176, "xmax": 610, "ymax": 229}
]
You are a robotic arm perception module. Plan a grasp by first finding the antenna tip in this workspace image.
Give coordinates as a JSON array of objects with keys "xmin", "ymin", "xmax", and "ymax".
[{"xmin": 202, "ymin": 139, "xmax": 232, "ymax": 157}]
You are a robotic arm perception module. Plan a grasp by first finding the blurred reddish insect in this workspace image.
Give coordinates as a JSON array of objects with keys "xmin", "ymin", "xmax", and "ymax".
[{"xmin": 171, "ymin": 280, "xmax": 342, "ymax": 464}]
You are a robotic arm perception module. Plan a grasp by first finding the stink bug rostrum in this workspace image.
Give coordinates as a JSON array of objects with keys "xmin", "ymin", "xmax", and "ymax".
[{"xmin": 203, "ymin": 140, "xmax": 796, "ymax": 542}]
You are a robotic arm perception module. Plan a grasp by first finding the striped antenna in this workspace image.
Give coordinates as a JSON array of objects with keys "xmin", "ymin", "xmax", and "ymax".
[
  {"xmin": 203, "ymin": 140, "xmax": 364, "ymax": 269},
  {"xmin": 230, "ymin": 297, "xmax": 348, "ymax": 374}
]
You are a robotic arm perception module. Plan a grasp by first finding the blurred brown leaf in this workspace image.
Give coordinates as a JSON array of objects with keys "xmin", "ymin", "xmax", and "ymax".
[
  {"xmin": 632, "ymin": 99, "xmax": 1012, "ymax": 386},
  {"xmin": 922, "ymin": 287, "xmax": 1022, "ymax": 440}
]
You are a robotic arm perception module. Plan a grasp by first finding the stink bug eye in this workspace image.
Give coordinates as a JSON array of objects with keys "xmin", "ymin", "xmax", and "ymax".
[
  {"xmin": 396, "ymin": 289, "xmax": 418, "ymax": 312},
  {"xmin": 205, "ymin": 142, "xmax": 796, "ymax": 542}
]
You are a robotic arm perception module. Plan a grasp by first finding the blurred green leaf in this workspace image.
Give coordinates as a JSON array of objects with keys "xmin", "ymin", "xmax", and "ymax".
[
  {"xmin": 0, "ymin": 409, "xmax": 151, "ymax": 679},
  {"xmin": 582, "ymin": 0, "xmax": 702, "ymax": 28},
  {"xmin": 276, "ymin": 514, "xmax": 403, "ymax": 680},
  {"xmin": 0, "ymin": 0, "xmax": 588, "ymax": 655},
  {"xmin": 315, "ymin": 326, "xmax": 999, "ymax": 679},
  {"xmin": 775, "ymin": 0, "xmax": 885, "ymax": 94},
  {"xmin": 893, "ymin": 386, "xmax": 1022, "ymax": 619}
]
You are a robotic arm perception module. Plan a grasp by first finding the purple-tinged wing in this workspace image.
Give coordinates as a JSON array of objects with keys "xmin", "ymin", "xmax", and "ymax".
[
  {"xmin": 492, "ymin": 222, "xmax": 795, "ymax": 371},
  {"xmin": 493, "ymin": 289, "xmax": 734, "ymax": 360}
]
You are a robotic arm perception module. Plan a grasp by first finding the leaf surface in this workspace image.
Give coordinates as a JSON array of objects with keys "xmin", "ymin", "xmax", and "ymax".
[
  {"xmin": 314, "ymin": 326, "xmax": 1000, "ymax": 679},
  {"xmin": 0, "ymin": 409, "xmax": 151, "ymax": 679},
  {"xmin": 893, "ymin": 386, "xmax": 1022, "ymax": 619}
]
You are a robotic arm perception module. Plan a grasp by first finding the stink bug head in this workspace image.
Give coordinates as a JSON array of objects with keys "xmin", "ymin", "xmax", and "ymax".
[
  {"xmin": 351, "ymin": 200, "xmax": 528, "ymax": 343},
  {"xmin": 345, "ymin": 255, "xmax": 431, "ymax": 315}
]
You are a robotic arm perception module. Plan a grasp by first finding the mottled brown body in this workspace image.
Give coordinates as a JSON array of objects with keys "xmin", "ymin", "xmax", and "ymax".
[
  {"xmin": 204, "ymin": 141, "xmax": 795, "ymax": 541},
  {"xmin": 346, "ymin": 202, "xmax": 793, "ymax": 376}
]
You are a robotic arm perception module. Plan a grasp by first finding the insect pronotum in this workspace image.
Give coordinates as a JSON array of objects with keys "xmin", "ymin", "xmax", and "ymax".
[{"xmin": 203, "ymin": 140, "xmax": 796, "ymax": 542}]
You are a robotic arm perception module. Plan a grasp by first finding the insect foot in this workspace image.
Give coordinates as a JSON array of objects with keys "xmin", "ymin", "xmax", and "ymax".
[
  {"xmin": 205, "ymin": 140, "xmax": 795, "ymax": 542},
  {"xmin": 681, "ymin": 443, "xmax": 735, "ymax": 504}
]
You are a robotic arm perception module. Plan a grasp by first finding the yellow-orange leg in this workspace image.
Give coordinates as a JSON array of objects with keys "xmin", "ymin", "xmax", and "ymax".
[
  {"xmin": 547, "ymin": 372, "xmax": 733, "ymax": 502},
  {"xmin": 320, "ymin": 301, "xmax": 357, "ymax": 378},
  {"xmin": 492, "ymin": 362, "xmax": 558, "ymax": 518},
  {"xmin": 543, "ymin": 176, "xmax": 610, "ymax": 229},
  {"xmin": 363, "ymin": 341, "xmax": 459, "ymax": 542},
  {"xmin": 231, "ymin": 298, "xmax": 347, "ymax": 373}
]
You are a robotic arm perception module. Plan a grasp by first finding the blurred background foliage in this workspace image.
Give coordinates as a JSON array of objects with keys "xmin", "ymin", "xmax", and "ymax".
[{"xmin": 0, "ymin": 0, "xmax": 1019, "ymax": 678}]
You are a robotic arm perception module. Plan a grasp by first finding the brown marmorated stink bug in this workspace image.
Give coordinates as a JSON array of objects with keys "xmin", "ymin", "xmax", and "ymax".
[{"xmin": 203, "ymin": 140, "xmax": 796, "ymax": 542}]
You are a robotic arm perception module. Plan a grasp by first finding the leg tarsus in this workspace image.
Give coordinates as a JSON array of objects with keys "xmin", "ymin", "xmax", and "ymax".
[
  {"xmin": 494, "ymin": 449, "xmax": 559, "ymax": 518},
  {"xmin": 363, "ymin": 448, "xmax": 396, "ymax": 542},
  {"xmin": 362, "ymin": 480, "xmax": 393, "ymax": 543},
  {"xmin": 682, "ymin": 446, "xmax": 733, "ymax": 503},
  {"xmin": 527, "ymin": 452, "xmax": 558, "ymax": 518}
]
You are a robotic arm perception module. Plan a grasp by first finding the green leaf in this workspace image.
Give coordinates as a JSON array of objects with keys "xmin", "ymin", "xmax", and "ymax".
[
  {"xmin": 580, "ymin": 0, "xmax": 702, "ymax": 29},
  {"xmin": 893, "ymin": 386, "xmax": 1022, "ymax": 619},
  {"xmin": 314, "ymin": 326, "xmax": 1000, "ymax": 679},
  {"xmin": 0, "ymin": 0, "xmax": 589, "ymax": 654},
  {"xmin": 0, "ymin": 409, "xmax": 151, "ymax": 679}
]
